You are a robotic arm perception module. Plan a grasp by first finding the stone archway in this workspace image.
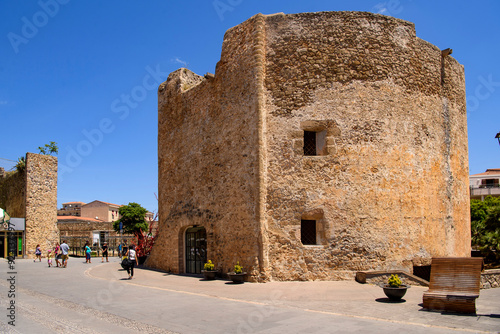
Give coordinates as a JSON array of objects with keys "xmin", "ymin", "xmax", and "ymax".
[{"xmin": 184, "ymin": 226, "xmax": 207, "ymax": 274}]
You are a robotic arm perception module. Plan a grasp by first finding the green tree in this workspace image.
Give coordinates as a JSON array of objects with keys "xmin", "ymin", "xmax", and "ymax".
[
  {"xmin": 113, "ymin": 202, "xmax": 148, "ymax": 236},
  {"xmin": 471, "ymin": 196, "xmax": 500, "ymax": 267},
  {"xmin": 38, "ymin": 141, "xmax": 58, "ymax": 155}
]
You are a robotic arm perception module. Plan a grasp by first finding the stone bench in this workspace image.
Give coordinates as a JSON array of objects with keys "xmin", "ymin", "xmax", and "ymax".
[{"xmin": 355, "ymin": 270, "xmax": 429, "ymax": 287}]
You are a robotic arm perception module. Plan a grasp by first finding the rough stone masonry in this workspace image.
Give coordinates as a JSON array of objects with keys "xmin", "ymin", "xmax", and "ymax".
[{"xmin": 147, "ymin": 11, "xmax": 470, "ymax": 282}]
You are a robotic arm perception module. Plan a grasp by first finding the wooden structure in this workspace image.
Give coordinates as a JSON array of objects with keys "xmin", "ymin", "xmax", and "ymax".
[{"xmin": 422, "ymin": 257, "xmax": 483, "ymax": 313}]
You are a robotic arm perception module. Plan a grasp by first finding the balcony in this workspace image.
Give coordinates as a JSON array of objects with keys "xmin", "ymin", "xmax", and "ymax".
[{"xmin": 470, "ymin": 185, "xmax": 500, "ymax": 199}]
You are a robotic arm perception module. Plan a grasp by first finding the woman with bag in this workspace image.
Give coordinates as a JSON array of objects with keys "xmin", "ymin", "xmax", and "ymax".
[
  {"xmin": 125, "ymin": 244, "xmax": 138, "ymax": 279},
  {"xmin": 34, "ymin": 244, "xmax": 42, "ymax": 262}
]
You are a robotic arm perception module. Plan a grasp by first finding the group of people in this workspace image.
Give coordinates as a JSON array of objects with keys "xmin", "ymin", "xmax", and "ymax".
[
  {"xmin": 34, "ymin": 241, "xmax": 69, "ymax": 268},
  {"xmin": 34, "ymin": 240, "xmax": 138, "ymax": 279}
]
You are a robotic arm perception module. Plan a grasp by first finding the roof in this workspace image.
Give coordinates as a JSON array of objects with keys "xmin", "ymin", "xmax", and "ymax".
[
  {"xmin": 82, "ymin": 200, "xmax": 122, "ymax": 208},
  {"xmin": 470, "ymin": 169, "xmax": 500, "ymax": 177},
  {"xmin": 57, "ymin": 216, "xmax": 105, "ymax": 223},
  {"xmin": 62, "ymin": 201, "xmax": 86, "ymax": 205}
]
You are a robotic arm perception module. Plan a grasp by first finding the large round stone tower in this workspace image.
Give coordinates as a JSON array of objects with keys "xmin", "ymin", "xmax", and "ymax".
[{"xmin": 148, "ymin": 12, "xmax": 469, "ymax": 281}]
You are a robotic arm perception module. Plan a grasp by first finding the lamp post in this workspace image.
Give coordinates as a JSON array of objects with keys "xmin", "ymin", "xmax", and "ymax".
[{"xmin": 496, "ymin": 132, "xmax": 500, "ymax": 146}]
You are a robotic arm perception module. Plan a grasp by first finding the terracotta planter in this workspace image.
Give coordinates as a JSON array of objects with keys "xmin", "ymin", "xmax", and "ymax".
[
  {"xmin": 201, "ymin": 270, "xmax": 218, "ymax": 280},
  {"xmin": 383, "ymin": 285, "xmax": 409, "ymax": 301},
  {"xmin": 227, "ymin": 272, "xmax": 246, "ymax": 284}
]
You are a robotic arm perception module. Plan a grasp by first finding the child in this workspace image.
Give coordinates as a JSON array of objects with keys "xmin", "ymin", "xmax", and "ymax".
[{"xmin": 47, "ymin": 249, "xmax": 53, "ymax": 267}]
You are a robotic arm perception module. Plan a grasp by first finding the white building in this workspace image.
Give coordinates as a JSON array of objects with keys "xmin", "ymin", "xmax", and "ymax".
[{"xmin": 469, "ymin": 169, "xmax": 500, "ymax": 200}]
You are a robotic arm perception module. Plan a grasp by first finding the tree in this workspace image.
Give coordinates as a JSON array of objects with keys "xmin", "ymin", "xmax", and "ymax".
[
  {"xmin": 470, "ymin": 196, "xmax": 500, "ymax": 267},
  {"xmin": 113, "ymin": 202, "xmax": 148, "ymax": 235},
  {"xmin": 38, "ymin": 141, "xmax": 58, "ymax": 155},
  {"xmin": 113, "ymin": 202, "xmax": 151, "ymax": 257}
]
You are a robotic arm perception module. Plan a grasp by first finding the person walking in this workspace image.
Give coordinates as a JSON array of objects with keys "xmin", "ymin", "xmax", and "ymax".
[
  {"xmin": 34, "ymin": 244, "xmax": 42, "ymax": 262},
  {"xmin": 60, "ymin": 240, "xmax": 69, "ymax": 268},
  {"xmin": 101, "ymin": 242, "xmax": 108, "ymax": 262},
  {"xmin": 85, "ymin": 241, "xmax": 92, "ymax": 263},
  {"xmin": 125, "ymin": 244, "xmax": 138, "ymax": 280},
  {"xmin": 54, "ymin": 242, "xmax": 61, "ymax": 267}
]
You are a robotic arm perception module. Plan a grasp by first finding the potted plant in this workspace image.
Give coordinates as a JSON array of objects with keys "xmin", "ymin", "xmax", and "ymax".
[
  {"xmin": 382, "ymin": 274, "xmax": 410, "ymax": 301},
  {"xmin": 227, "ymin": 261, "xmax": 246, "ymax": 283},
  {"xmin": 201, "ymin": 260, "xmax": 218, "ymax": 280}
]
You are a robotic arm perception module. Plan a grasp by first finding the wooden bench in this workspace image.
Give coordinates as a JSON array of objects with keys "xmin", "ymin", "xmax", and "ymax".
[{"xmin": 422, "ymin": 257, "xmax": 483, "ymax": 313}]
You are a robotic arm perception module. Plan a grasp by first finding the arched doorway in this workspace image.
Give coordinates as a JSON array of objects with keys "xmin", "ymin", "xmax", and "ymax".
[{"xmin": 185, "ymin": 226, "xmax": 207, "ymax": 274}]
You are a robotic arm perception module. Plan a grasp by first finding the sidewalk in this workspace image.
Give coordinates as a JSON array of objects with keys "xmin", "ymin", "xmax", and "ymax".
[
  {"xmin": 1, "ymin": 257, "xmax": 499, "ymax": 333},
  {"xmin": 88, "ymin": 259, "xmax": 500, "ymax": 333}
]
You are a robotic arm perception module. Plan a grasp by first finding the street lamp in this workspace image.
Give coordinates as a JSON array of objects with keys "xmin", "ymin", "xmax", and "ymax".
[{"xmin": 496, "ymin": 132, "xmax": 500, "ymax": 146}]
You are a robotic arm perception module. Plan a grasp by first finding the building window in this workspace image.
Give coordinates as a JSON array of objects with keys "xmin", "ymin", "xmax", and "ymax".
[
  {"xmin": 301, "ymin": 220, "xmax": 317, "ymax": 245},
  {"xmin": 303, "ymin": 130, "xmax": 327, "ymax": 156},
  {"xmin": 481, "ymin": 179, "xmax": 499, "ymax": 188},
  {"xmin": 304, "ymin": 131, "xmax": 316, "ymax": 156}
]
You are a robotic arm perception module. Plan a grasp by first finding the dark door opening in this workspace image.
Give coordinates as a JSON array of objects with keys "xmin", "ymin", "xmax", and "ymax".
[
  {"xmin": 0, "ymin": 234, "xmax": 4, "ymax": 258},
  {"xmin": 185, "ymin": 226, "xmax": 207, "ymax": 274}
]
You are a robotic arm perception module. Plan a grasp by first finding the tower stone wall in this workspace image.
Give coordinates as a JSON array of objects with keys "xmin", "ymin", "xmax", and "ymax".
[{"xmin": 24, "ymin": 153, "xmax": 59, "ymax": 257}]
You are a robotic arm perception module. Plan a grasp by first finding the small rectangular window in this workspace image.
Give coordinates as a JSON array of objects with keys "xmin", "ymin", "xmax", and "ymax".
[
  {"xmin": 304, "ymin": 131, "xmax": 316, "ymax": 156},
  {"xmin": 301, "ymin": 220, "xmax": 316, "ymax": 245}
]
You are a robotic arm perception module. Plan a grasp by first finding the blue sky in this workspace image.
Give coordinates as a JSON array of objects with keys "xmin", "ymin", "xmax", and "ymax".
[{"xmin": 1, "ymin": 0, "xmax": 499, "ymax": 213}]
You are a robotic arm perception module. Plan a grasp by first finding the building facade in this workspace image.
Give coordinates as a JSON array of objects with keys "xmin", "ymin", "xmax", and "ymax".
[
  {"xmin": 470, "ymin": 169, "xmax": 500, "ymax": 200},
  {"xmin": 57, "ymin": 201, "xmax": 85, "ymax": 216},
  {"xmin": 147, "ymin": 12, "xmax": 470, "ymax": 281},
  {"xmin": 81, "ymin": 200, "xmax": 122, "ymax": 222}
]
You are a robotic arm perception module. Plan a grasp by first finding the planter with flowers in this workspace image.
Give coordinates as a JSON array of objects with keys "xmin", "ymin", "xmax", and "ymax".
[
  {"xmin": 227, "ymin": 261, "xmax": 246, "ymax": 283},
  {"xmin": 201, "ymin": 260, "xmax": 219, "ymax": 280},
  {"xmin": 382, "ymin": 274, "xmax": 410, "ymax": 301}
]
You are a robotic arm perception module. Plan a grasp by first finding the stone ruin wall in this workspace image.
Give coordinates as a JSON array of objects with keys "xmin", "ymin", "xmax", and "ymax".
[
  {"xmin": 58, "ymin": 221, "xmax": 122, "ymax": 238},
  {"xmin": 261, "ymin": 12, "xmax": 469, "ymax": 280},
  {"xmin": 24, "ymin": 153, "xmax": 59, "ymax": 257},
  {"xmin": 147, "ymin": 15, "xmax": 266, "ymax": 278}
]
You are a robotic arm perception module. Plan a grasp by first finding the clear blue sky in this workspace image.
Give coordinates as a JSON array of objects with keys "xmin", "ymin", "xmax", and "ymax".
[{"xmin": 1, "ymin": 0, "xmax": 499, "ymax": 213}]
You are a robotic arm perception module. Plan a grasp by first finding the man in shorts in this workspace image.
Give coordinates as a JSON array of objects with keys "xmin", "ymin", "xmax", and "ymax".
[{"xmin": 60, "ymin": 240, "xmax": 70, "ymax": 268}]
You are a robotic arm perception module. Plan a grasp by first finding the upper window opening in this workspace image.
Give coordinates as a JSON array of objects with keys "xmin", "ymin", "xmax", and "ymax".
[
  {"xmin": 303, "ymin": 130, "xmax": 327, "ymax": 156},
  {"xmin": 301, "ymin": 219, "xmax": 317, "ymax": 245},
  {"xmin": 304, "ymin": 131, "xmax": 316, "ymax": 156}
]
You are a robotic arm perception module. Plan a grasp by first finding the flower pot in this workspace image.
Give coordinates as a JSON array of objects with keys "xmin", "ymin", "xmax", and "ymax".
[
  {"xmin": 227, "ymin": 272, "xmax": 246, "ymax": 284},
  {"xmin": 383, "ymin": 285, "xmax": 409, "ymax": 301},
  {"xmin": 202, "ymin": 270, "xmax": 218, "ymax": 280}
]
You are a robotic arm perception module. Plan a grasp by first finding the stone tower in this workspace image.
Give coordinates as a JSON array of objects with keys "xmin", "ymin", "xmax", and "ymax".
[
  {"xmin": 0, "ymin": 153, "xmax": 58, "ymax": 258},
  {"xmin": 148, "ymin": 11, "xmax": 469, "ymax": 281}
]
